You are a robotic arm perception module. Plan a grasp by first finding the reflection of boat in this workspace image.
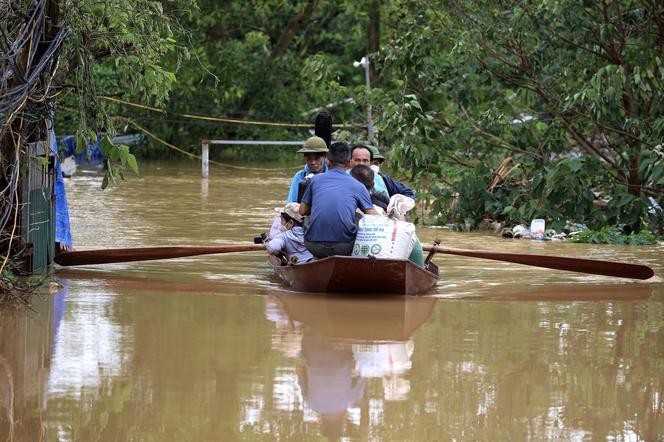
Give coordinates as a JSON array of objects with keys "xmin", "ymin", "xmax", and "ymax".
[
  {"xmin": 55, "ymin": 268, "xmax": 272, "ymax": 295},
  {"xmin": 270, "ymin": 256, "xmax": 439, "ymax": 296},
  {"xmin": 272, "ymin": 293, "xmax": 437, "ymax": 342}
]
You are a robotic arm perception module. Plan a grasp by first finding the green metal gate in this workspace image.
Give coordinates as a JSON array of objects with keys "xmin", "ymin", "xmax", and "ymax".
[{"xmin": 19, "ymin": 141, "xmax": 55, "ymax": 273}]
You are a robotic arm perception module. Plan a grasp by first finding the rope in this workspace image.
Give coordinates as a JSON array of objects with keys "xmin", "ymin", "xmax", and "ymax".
[
  {"xmin": 101, "ymin": 96, "xmax": 359, "ymax": 128},
  {"xmin": 123, "ymin": 119, "xmax": 199, "ymax": 159},
  {"xmin": 58, "ymin": 106, "xmax": 301, "ymax": 171},
  {"xmin": 124, "ymin": 119, "xmax": 302, "ymax": 171}
]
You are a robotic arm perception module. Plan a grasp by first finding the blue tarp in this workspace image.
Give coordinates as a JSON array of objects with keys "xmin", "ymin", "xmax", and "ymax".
[
  {"xmin": 50, "ymin": 130, "xmax": 73, "ymax": 248},
  {"xmin": 61, "ymin": 135, "xmax": 105, "ymax": 165}
]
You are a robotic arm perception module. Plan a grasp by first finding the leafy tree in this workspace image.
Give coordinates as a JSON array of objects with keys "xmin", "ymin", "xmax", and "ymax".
[
  {"xmin": 55, "ymin": 0, "xmax": 181, "ymax": 186},
  {"xmin": 103, "ymin": 0, "xmax": 383, "ymax": 159},
  {"xmin": 374, "ymin": 0, "xmax": 664, "ymax": 232},
  {"xmin": 1, "ymin": 0, "xmax": 181, "ymax": 286}
]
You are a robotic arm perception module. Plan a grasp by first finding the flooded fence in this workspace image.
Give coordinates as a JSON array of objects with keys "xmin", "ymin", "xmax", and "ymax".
[{"xmin": 200, "ymin": 140, "xmax": 304, "ymax": 178}]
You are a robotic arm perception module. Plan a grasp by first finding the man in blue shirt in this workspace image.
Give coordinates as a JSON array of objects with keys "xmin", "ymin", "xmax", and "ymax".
[
  {"xmin": 286, "ymin": 136, "xmax": 328, "ymax": 203},
  {"xmin": 299, "ymin": 142, "xmax": 378, "ymax": 258}
]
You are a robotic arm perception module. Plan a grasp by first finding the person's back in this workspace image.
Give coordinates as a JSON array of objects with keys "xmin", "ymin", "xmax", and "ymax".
[{"xmin": 305, "ymin": 169, "xmax": 372, "ymax": 242}]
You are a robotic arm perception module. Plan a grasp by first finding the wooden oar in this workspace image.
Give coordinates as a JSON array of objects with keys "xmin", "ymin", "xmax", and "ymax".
[
  {"xmin": 422, "ymin": 245, "xmax": 654, "ymax": 280},
  {"xmin": 54, "ymin": 244, "xmax": 266, "ymax": 267}
]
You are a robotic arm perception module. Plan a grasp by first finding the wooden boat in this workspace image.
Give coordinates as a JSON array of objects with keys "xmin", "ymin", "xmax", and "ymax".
[
  {"xmin": 270, "ymin": 293, "xmax": 438, "ymax": 341},
  {"xmin": 269, "ymin": 255, "xmax": 439, "ymax": 296}
]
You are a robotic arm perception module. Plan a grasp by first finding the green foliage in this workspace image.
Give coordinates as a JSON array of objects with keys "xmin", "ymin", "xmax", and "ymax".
[
  {"xmin": 430, "ymin": 156, "xmax": 604, "ymax": 230},
  {"xmin": 54, "ymin": 0, "xmax": 181, "ymax": 185},
  {"xmin": 569, "ymin": 227, "xmax": 659, "ymax": 245},
  {"xmin": 61, "ymin": 0, "xmax": 377, "ymax": 161},
  {"xmin": 374, "ymin": 0, "xmax": 664, "ymax": 235},
  {"xmin": 49, "ymin": 0, "xmax": 664, "ymax": 235},
  {"xmin": 99, "ymin": 136, "xmax": 139, "ymax": 189}
]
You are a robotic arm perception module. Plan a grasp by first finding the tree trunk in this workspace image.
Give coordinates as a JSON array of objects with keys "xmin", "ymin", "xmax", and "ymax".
[
  {"xmin": 627, "ymin": 152, "xmax": 642, "ymax": 196},
  {"xmin": 368, "ymin": 0, "xmax": 381, "ymax": 85}
]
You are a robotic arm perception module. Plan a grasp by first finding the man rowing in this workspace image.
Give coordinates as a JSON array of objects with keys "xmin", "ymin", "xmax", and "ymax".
[{"xmin": 299, "ymin": 141, "xmax": 378, "ymax": 258}]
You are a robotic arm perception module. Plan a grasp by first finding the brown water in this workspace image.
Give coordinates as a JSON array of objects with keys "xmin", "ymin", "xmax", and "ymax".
[{"xmin": 1, "ymin": 161, "xmax": 663, "ymax": 441}]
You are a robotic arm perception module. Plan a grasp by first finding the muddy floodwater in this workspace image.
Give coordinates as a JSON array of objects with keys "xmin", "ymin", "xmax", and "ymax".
[{"xmin": 1, "ymin": 161, "xmax": 663, "ymax": 441}]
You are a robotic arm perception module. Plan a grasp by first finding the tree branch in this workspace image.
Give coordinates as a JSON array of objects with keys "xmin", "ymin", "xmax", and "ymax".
[{"xmin": 459, "ymin": 103, "xmax": 544, "ymax": 160}]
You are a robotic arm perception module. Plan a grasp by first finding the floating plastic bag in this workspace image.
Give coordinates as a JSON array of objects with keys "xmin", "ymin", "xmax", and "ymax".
[
  {"xmin": 352, "ymin": 215, "xmax": 416, "ymax": 259},
  {"xmin": 530, "ymin": 218, "xmax": 545, "ymax": 239}
]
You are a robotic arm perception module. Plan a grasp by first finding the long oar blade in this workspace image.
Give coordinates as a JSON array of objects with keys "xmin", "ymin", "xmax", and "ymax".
[
  {"xmin": 55, "ymin": 244, "xmax": 266, "ymax": 267},
  {"xmin": 423, "ymin": 245, "xmax": 654, "ymax": 280}
]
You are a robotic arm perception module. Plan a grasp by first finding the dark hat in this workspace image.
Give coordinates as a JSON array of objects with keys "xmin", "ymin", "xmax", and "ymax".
[
  {"xmin": 297, "ymin": 136, "xmax": 328, "ymax": 153},
  {"xmin": 367, "ymin": 145, "xmax": 385, "ymax": 161}
]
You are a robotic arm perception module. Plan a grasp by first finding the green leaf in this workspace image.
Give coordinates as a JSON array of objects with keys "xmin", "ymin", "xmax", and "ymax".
[
  {"xmin": 126, "ymin": 153, "xmax": 139, "ymax": 175},
  {"xmin": 99, "ymin": 136, "xmax": 114, "ymax": 157},
  {"xmin": 32, "ymin": 156, "xmax": 49, "ymax": 166},
  {"xmin": 611, "ymin": 192, "xmax": 634, "ymax": 208},
  {"xmin": 76, "ymin": 134, "xmax": 87, "ymax": 154},
  {"xmin": 569, "ymin": 159, "xmax": 582, "ymax": 173}
]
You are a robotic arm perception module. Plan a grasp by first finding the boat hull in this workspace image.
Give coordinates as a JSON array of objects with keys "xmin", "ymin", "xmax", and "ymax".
[{"xmin": 270, "ymin": 255, "xmax": 439, "ymax": 296}]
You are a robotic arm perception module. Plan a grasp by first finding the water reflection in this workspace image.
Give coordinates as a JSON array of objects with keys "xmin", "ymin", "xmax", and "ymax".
[
  {"xmin": 47, "ymin": 289, "xmax": 129, "ymax": 399},
  {"xmin": 0, "ymin": 294, "xmax": 53, "ymax": 441},
  {"xmin": 1, "ymin": 276, "xmax": 662, "ymax": 440},
  {"xmin": 264, "ymin": 294, "xmax": 436, "ymax": 439}
]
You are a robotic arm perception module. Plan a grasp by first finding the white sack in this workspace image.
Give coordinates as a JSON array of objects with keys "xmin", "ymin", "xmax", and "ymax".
[{"xmin": 352, "ymin": 215, "xmax": 416, "ymax": 259}]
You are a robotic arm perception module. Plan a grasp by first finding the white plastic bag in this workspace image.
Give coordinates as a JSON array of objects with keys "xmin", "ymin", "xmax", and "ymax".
[
  {"xmin": 352, "ymin": 215, "xmax": 416, "ymax": 259},
  {"xmin": 387, "ymin": 194, "xmax": 416, "ymax": 219}
]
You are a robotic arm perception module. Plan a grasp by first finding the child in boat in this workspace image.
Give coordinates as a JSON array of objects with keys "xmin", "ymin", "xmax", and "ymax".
[
  {"xmin": 266, "ymin": 203, "xmax": 314, "ymax": 265},
  {"xmin": 349, "ymin": 165, "xmax": 390, "ymax": 211}
]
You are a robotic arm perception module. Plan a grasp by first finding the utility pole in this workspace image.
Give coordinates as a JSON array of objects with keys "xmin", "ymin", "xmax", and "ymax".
[
  {"xmin": 353, "ymin": 56, "xmax": 375, "ymax": 143},
  {"xmin": 368, "ymin": 0, "xmax": 380, "ymax": 85}
]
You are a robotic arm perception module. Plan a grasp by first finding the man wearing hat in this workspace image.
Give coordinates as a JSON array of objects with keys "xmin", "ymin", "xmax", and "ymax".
[
  {"xmin": 367, "ymin": 145, "xmax": 385, "ymax": 167},
  {"xmin": 265, "ymin": 202, "xmax": 313, "ymax": 265},
  {"xmin": 286, "ymin": 136, "xmax": 328, "ymax": 203}
]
